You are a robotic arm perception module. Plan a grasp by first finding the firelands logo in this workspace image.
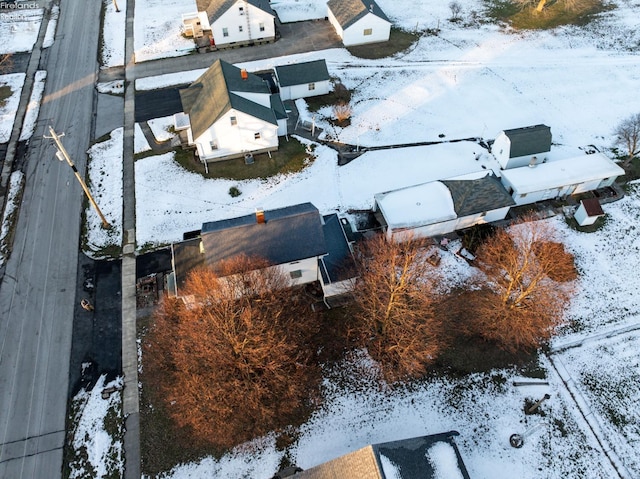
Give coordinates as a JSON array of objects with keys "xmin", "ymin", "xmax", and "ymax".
[{"xmin": 1, "ymin": 2, "xmax": 39, "ymax": 9}]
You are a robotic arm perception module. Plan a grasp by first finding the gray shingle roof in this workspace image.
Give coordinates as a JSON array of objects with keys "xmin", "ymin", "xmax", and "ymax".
[
  {"xmin": 269, "ymin": 93, "xmax": 288, "ymax": 120},
  {"xmin": 503, "ymin": 124, "xmax": 552, "ymax": 159},
  {"xmin": 319, "ymin": 214, "xmax": 356, "ymax": 284},
  {"xmin": 200, "ymin": 203, "xmax": 327, "ymax": 270},
  {"xmin": 442, "ymin": 174, "xmax": 515, "ymax": 217},
  {"xmin": 295, "ymin": 431, "xmax": 471, "ymax": 479},
  {"xmin": 199, "ymin": 0, "xmax": 274, "ymax": 23},
  {"xmin": 179, "ymin": 60, "xmax": 273, "ymax": 140},
  {"xmin": 275, "ymin": 60, "xmax": 330, "ymax": 87},
  {"xmin": 327, "ymin": 0, "xmax": 390, "ymax": 29}
]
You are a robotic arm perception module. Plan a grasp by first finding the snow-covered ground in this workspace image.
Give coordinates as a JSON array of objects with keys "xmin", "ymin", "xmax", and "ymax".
[
  {"xmin": 0, "ymin": 8, "xmax": 44, "ymax": 54},
  {"xmin": 101, "ymin": 0, "xmax": 127, "ymax": 67},
  {"xmin": 42, "ymin": 4, "xmax": 59, "ymax": 49},
  {"xmin": 0, "ymin": 170, "xmax": 24, "ymax": 267},
  {"xmin": 18, "ymin": 70, "xmax": 46, "ymax": 141},
  {"xmin": 0, "ymin": 73, "xmax": 25, "ymax": 142},
  {"xmin": 133, "ymin": 0, "xmax": 196, "ymax": 62},
  {"xmin": 147, "ymin": 115, "xmax": 176, "ymax": 142}
]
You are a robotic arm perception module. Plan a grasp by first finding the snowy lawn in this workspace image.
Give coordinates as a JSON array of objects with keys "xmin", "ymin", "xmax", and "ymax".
[
  {"xmin": 67, "ymin": 375, "xmax": 124, "ymax": 479},
  {"xmin": 18, "ymin": 70, "xmax": 46, "ymax": 141},
  {"xmin": 135, "ymin": 123, "xmax": 152, "ymax": 153},
  {"xmin": 133, "ymin": 0, "xmax": 196, "ymax": 62},
  {"xmin": 0, "ymin": 73, "xmax": 25, "ymax": 142},
  {"xmin": 101, "ymin": 0, "xmax": 127, "ymax": 68},
  {"xmin": 0, "ymin": 8, "xmax": 43, "ymax": 54},
  {"xmin": 147, "ymin": 116, "xmax": 176, "ymax": 142},
  {"xmin": 0, "ymin": 170, "xmax": 24, "ymax": 267},
  {"xmin": 554, "ymin": 331, "xmax": 640, "ymax": 478},
  {"xmin": 270, "ymin": 0, "xmax": 327, "ymax": 23},
  {"xmin": 42, "ymin": 4, "xmax": 59, "ymax": 49},
  {"xmin": 84, "ymin": 128, "xmax": 124, "ymax": 256}
]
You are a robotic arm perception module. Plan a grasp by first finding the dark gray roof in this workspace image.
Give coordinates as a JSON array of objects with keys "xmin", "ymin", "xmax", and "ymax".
[
  {"xmin": 200, "ymin": 203, "xmax": 327, "ymax": 271},
  {"xmin": 319, "ymin": 214, "xmax": 356, "ymax": 284},
  {"xmin": 442, "ymin": 174, "xmax": 515, "ymax": 217},
  {"xmin": 275, "ymin": 60, "xmax": 330, "ymax": 87},
  {"xmin": 179, "ymin": 60, "xmax": 273, "ymax": 140},
  {"xmin": 581, "ymin": 198, "xmax": 604, "ymax": 216},
  {"xmin": 171, "ymin": 238, "xmax": 205, "ymax": 291},
  {"xmin": 200, "ymin": 0, "xmax": 274, "ymax": 23},
  {"xmin": 296, "ymin": 431, "xmax": 471, "ymax": 479},
  {"xmin": 502, "ymin": 124, "xmax": 551, "ymax": 159},
  {"xmin": 327, "ymin": 0, "xmax": 390, "ymax": 29},
  {"xmin": 269, "ymin": 93, "xmax": 288, "ymax": 120}
]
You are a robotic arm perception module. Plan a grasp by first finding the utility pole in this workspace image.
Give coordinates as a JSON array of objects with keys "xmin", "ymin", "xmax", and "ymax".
[{"xmin": 45, "ymin": 126, "xmax": 111, "ymax": 229}]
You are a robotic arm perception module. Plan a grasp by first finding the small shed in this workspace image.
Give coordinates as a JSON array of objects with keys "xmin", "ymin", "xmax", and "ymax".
[
  {"xmin": 275, "ymin": 60, "xmax": 331, "ymax": 101},
  {"xmin": 574, "ymin": 198, "xmax": 605, "ymax": 226},
  {"xmin": 327, "ymin": 0, "xmax": 391, "ymax": 46}
]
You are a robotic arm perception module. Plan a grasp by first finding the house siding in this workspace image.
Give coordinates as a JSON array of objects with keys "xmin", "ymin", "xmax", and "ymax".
[
  {"xmin": 339, "ymin": 13, "xmax": 390, "ymax": 46},
  {"xmin": 387, "ymin": 207, "xmax": 511, "ymax": 242},
  {"xmin": 210, "ymin": 0, "xmax": 275, "ymax": 47},
  {"xmin": 192, "ymin": 109, "xmax": 278, "ymax": 161},
  {"xmin": 279, "ymin": 80, "xmax": 331, "ymax": 101}
]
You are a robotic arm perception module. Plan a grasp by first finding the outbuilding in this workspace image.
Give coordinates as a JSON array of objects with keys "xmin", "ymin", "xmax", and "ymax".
[
  {"xmin": 274, "ymin": 59, "xmax": 331, "ymax": 101},
  {"xmin": 374, "ymin": 172, "xmax": 515, "ymax": 242},
  {"xmin": 327, "ymin": 0, "xmax": 391, "ymax": 46},
  {"xmin": 492, "ymin": 124, "xmax": 552, "ymax": 170},
  {"xmin": 574, "ymin": 198, "xmax": 605, "ymax": 226},
  {"xmin": 499, "ymin": 153, "xmax": 624, "ymax": 206}
]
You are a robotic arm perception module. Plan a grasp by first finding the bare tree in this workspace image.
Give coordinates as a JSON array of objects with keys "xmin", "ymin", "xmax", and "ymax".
[
  {"xmin": 351, "ymin": 234, "xmax": 446, "ymax": 382},
  {"xmin": 143, "ymin": 257, "xmax": 321, "ymax": 449},
  {"xmin": 449, "ymin": 1, "xmax": 463, "ymax": 21},
  {"xmin": 464, "ymin": 217, "xmax": 576, "ymax": 352},
  {"xmin": 332, "ymin": 100, "xmax": 352, "ymax": 123},
  {"xmin": 613, "ymin": 113, "xmax": 640, "ymax": 168},
  {"xmin": 0, "ymin": 54, "xmax": 12, "ymax": 74}
]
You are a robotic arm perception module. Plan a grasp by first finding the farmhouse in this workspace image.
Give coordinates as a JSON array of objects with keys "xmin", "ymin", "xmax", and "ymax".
[
  {"xmin": 327, "ymin": 0, "xmax": 391, "ymax": 46},
  {"xmin": 290, "ymin": 431, "xmax": 471, "ymax": 479},
  {"xmin": 177, "ymin": 59, "xmax": 285, "ymax": 163},
  {"xmin": 492, "ymin": 124, "xmax": 552, "ymax": 170},
  {"xmin": 374, "ymin": 172, "xmax": 515, "ymax": 242},
  {"xmin": 185, "ymin": 0, "xmax": 276, "ymax": 48},
  {"xmin": 168, "ymin": 203, "xmax": 356, "ymax": 302},
  {"xmin": 499, "ymin": 153, "xmax": 624, "ymax": 205},
  {"xmin": 274, "ymin": 59, "xmax": 331, "ymax": 101}
]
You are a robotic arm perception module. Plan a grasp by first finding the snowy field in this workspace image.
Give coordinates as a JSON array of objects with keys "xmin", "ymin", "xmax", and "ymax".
[
  {"xmin": 19, "ymin": 70, "xmax": 46, "ymax": 141},
  {"xmin": 0, "ymin": 73, "xmax": 25, "ymax": 142},
  {"xmin": 101, "ymin": 0, "xmax": 127, "ymax": 67},
  {"xmin": 0, "ymin": 8, "xmax": 43, "ymax": 54}
]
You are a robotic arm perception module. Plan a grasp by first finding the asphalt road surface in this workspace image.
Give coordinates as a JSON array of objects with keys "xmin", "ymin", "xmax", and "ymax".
[
  {"xmin": 0, "ymin": 0, "xmax": 101, "ymax": 476},
  {"xmin": 135, "ymin": 87, "xmax": 186, "ymax": 123}
]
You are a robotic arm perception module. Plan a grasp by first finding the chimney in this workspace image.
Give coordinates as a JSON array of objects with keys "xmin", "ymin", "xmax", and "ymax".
[
  {"xmin": 241, "ymin": 69, "xmax": 248, "ymax": 80},
  {"xmin": 256, "ymin": 208, "xmax": 265, "ymax": 224},
  {"xmin": 528, "ymin": 156, "xmax": 538, "ymax": 168}
]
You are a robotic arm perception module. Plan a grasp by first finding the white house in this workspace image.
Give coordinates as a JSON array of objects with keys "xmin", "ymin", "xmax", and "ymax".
[
  {"xmin": 197, "ymin": 0, "xmax": 276, "ymax": 48},
  {"xmin": 574, "ymin": 198, "xmax": 605, "ymax": 226},
  {"xmin": 374, "ymin": 172, "xmax": 515, "ymax": 242},
  {"xmin": 499, "ymin": 153, "xmax": 624, "ymax": 205},
  {"xmin": 169, "ymin": 203, "xmax": 356, "ymax": 302},
  {"xmin": 327, "ymin": 0, "xmax": 391, "ymax": 47},
  {"xmin": 274, "ymin": 60, "xmax": 331, "ymax": 101},
  {"xmin": 492, "ymin": 124, "xmax": 552, "ymax": 170},
  {"xmin": 178, "ymin": 59, "xmax": 286, "ymax": 162}
]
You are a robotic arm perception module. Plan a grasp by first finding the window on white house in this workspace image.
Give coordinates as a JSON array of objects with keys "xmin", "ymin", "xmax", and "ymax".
[
  {"xmin": 308, "ymin": 82, "xmax": 315, "ymax": 91},
  {"xmin": 239, "ymin": 6, "xmax": 244, "ymax": 15},
  {"xmin": 222, "ymin": 27, "xmax": 229, "ymax": 37},
  {"xmin": 230, "ymin": 116, "xmax": 237, "ymax": 126},
  {"xmin": 254, "ymin": 132, "xmax": 261, "ymax": 139},
  {"xmin": 364, "ymin": 28, "xmax": 373, "ymax": 35},
  {"xmin": 209, "ymin": 141, "xmax": 218, "ymax": 150},
  {"xmin": 259, "ymin": 22, "xmax": 265, "ymax": 32},
  {"xmin": 239, "ymin": 25, "xmax": 243, "ymax": 32},
  {"xmin": 289, "ymin": 270, "xmax": 302, "ymax": 279}
]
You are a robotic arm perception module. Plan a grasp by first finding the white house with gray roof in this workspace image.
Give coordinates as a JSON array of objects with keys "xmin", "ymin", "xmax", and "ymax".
[
  {"xmin": 194, "ymin": 0, "xmax": 276, "ymax": 48},
  {"xmin": 178, "ymin": 59, "xmax": 284, "ymax": 162},
  {"xmin": 492, "ymin": 124, "xmax": 552, "ymax": 169},
  {"xmin": 327, "ymin": 0, "xmax": 391, "ymax": 46},
  {"xmin": 169, "ymin": 203, "xmax": 356, "ymax": 301},
  {"xmin": 275, "ymin": 59, "xmax": 331, "ymax": 101}
]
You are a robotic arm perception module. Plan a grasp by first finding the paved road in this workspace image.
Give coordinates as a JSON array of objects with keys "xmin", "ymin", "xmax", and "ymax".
[
  {"xmin": 135, "ymin": 87, "xmax": 185, "ymax": 122},
  {"xmin": 0, "ymin": 0, "xmax": 101, "ymax": 476}
]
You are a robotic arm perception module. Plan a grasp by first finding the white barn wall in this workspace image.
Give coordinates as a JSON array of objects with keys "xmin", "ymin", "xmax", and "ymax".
[
  {"xmin": 341, "ymin": 13, "xmax": 391, "ymax": 46},
  {"xmin": 284, "ymin": 256, "xmax": 320, "ymax": 286},
  {"xmin": 327, "ymin": 9, "xmax": 344, "ymax": 41},
  {"xmin": 282, "ymin": 80, "xmax": 331, "ymax": 101}
]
